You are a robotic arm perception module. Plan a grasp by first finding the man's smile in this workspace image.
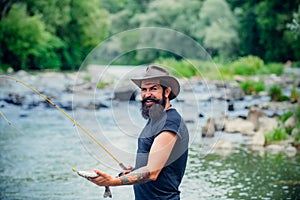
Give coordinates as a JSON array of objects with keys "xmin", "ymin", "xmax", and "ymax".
[
  {"xmin": 145, "ymin": 100, "xmax": 155, "ymax": 106},
  {"xmin": 142, "ymin": 97, "xmax": 159, "ymax": 106}
]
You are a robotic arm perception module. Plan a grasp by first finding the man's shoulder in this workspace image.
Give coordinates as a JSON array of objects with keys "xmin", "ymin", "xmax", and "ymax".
[{"xmin": 166, "ymin": 108, "xmax": 182, "ymax": 120}]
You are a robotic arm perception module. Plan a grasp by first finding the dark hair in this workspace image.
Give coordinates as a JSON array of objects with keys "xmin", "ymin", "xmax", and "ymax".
[{"xmin": 161, "ymin": 84, "xmax": 168, "ymax": 96}]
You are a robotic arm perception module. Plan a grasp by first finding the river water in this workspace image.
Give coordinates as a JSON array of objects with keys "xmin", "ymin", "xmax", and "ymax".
[{"xmin": 1, "ymin": 75, "xmax": 300, "ymax": 199}]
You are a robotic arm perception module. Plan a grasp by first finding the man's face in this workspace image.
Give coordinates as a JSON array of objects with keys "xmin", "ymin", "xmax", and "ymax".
[{"xmin": 140, "ymin": 81, "xmax": 165, "ymax": 119}]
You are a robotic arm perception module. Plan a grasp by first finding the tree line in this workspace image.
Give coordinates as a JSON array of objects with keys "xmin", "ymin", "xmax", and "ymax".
[{"xmin": 0, "ymin": 0, "xmax": 299, "ymax": 71}]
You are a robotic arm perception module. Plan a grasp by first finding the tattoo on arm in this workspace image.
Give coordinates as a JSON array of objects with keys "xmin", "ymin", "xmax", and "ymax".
[{"xmin": 120, "ymin": 170, "xmax": 151, "ymax": 185}]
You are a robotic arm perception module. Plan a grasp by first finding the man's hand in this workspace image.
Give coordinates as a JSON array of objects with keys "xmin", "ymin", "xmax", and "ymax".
[
  {"xmin": 88, "ymin": 170, "xmax": 120, "ymax": 186},
  {"xmin": 118, "ymin": 165, "xmax": 133, "ymax": 177}
]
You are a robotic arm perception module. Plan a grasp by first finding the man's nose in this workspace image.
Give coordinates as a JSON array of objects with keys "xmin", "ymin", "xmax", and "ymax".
[{"xmin": 144, "ymin": 90, "xmax": 152, "ymax": 98}]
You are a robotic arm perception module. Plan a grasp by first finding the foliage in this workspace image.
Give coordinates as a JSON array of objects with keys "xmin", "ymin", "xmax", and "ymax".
[
  {"xmin": 228, "ymin": 56, "xmax": 264, "ymax": 76},
  {"xmin": 0, "ymin": 0, "xmax": 110, "ymax": 71},
  {"xmin": 265, "ymin": 128, "xmax": 288, "ymax": 144},
  {"xmin": 280, "ymin": 111, "xmax": 293, "ymax": 123},
  {"xmin": 295, "ymin": 132, "xmax": 300, "ymax": 146},
  {"xmin": 265, "ymin": 104, "xmax": 300, "ymax": 145},
  {"xmin": 200, "ymin": 0, "xmax": 239, "ymax": 59},
  {"xmin": 268, "ymin": 85, "xmax": 289, "ymax": 102},
  {"xmin": 258, "ymin": 63, "xmax": 284, "ymax": 75},
  {"xmin": 1, "ymin": 0, "xmax": 300, "ymax": 70},
  {"xmin": 239, "ymin": 80, "xmax": 265, "ymax": 95},
  {"xmin": 291, "ymin": 85, "xmax": 300, "ymax": 103},
  {"xmin": 0, "ymin": 3, "xmax": 62, "ymax": 70},
  {"xmin": 294, "ymin": 103, "xmax": 300, "ymax": 120},
  {"xmin": 126, "ymin": 0, "xmax": 239, "ymax": 61},
  {"xmin": 155, "ymin": 58, "xmax": 197, "ymax": 78},
  {"xmin": 97, "ymin": 81, "xmax": 109, "ymax": 89},
  {"xmin": 287, "ymin": 5, "xmax": 300, "ymax": 38}
]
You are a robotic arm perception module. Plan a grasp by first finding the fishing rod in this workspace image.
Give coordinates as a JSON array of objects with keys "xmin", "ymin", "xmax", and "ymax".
[{"xmin": 0, "ymin": 75, "xmax": 126, "ymax": 169}]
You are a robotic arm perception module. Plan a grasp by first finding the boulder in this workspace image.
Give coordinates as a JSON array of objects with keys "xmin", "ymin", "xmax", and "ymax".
[
  {"xmin": 258, "ymin": 116, "xmax": 278, "ymax": 134},
  {"xmin": 230, "ymin": 86, "xmax": 245, "ymax": 100},
  {"xmin": 114, "ymin": 89, "xmax": 137, "ymax": 101},
  {"xmin": 214, "ymin": 114, "xmax": 227, "ymax": 131},
  {"xmin": 265, "ymin": 144, "xmax": 284, "ymax": 153},
  {"xmin": 201, "ymin": 117, "xmax": 215, "ymax": 137},
  {"xmin": 284, "ymin": 115, "xmax": 296, "ymax": 128},
  {"xmin": 3, "ymin": 92, "xmax": 25, "ymax": 106},
  {"xmin": 284, "ymin": 145, "xmax": 297, "ymax": 157},
  {"xmin": 251, "ymin": 132, "xmax": 265, "ymax": 146},
  {"xmin": 225, "ymin": 118, "xmax": 255, "ymax": 135},
  {"xmin": 247, "ymin": 107, "xmax": 266, "ymax": 131}
]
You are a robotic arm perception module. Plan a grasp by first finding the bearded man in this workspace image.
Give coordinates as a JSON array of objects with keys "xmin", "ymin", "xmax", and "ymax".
[{"xmin": 89, "ymin": 65, "xmax": 189, "ymax": 200}]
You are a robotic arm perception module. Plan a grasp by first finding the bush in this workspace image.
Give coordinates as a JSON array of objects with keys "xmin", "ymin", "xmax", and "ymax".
[
  {"xmin": 230, "ymin": 56, "xmax": 264, "ymax": 75},
  {"xmin": 97, "ymin": 81, "xmax": 109, "ymax": 89},
  {"xmin": 155, "ymin": 58, "xmax": 198, "ymax": 78},
  {"xmin": 280, "ymin": 111, "xmax": 293, "ymax": 123},
  {"xmin": 239, "ymin": 80, "xmax": 265, "ymax": 95},
  {"xmin": 265, "ymin": 128, "xmax": 288, "ymax": 144},
  {"xmin": 258, "ymin": 63, "xmax": 284, "ymax": 75},
  {"xmin": 268, "ymin": 85, "xmax": 289, "ymax": 101}
]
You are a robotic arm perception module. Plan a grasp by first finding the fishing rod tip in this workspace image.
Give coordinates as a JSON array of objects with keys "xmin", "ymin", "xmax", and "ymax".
[{"xmin": 71, "ymin": 167, "xmax": 77, "ymax": 172}]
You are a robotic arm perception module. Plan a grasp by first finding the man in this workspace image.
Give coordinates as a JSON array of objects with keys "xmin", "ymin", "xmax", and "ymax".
[{"xmin": 89, "ymin": 65, "xmax": 189, "ymax": 200}]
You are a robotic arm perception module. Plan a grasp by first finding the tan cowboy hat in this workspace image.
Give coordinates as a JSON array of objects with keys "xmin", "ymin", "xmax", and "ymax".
[{"xmin": 131, "ymin": 65, "xmax": 180, "ymax": 100}]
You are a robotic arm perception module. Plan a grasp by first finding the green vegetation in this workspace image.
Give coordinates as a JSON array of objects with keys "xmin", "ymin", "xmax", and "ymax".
[
  {"xmin": 260, "ymin": 63, "xmax": 284, "ymax": 75},
  {"xmin": 295, "ymin": 131, "xmax": 300, "ymax": 146},
  {"xmin": 268, "ymin": 85, "xmax": 289, "ymax": 102},
  {"xmin": 154, "ymin": 55, "xmax": 286, "ymax": 81},
  {"xmin": 97, "ymin": 81, "xmax": 109, "ymax": 89},
  {"xmin": 229, "ymin": 56, "xmax": 264, "ymax": 76},
  {"xmin": 265, "ymin": 105, "xmax": 300, "ymax": 145},
  {"xmin": 155, "ymin": 59, "xmax": 198, "ymax": 78},
  {"xmin": 0, "ymin": 0, "xmax": 109, "ymax": 71},
  {"xmin": 291, "ymin": 85, "xmax": 300, "ymax": 103},
  {"xmin": 239, "ymin": 80, "xmax": 265, "ymax": 95},
  {"xmin": 265, "ymin": 128, "xmax": 288, "ymax": 144},
  {"xmin": 1, "ymin": 0, "xmax": 300, "ymax": 71},
  {"xmin": 280, "ymin": 111, "xmax": 294, "ymax": 123}
]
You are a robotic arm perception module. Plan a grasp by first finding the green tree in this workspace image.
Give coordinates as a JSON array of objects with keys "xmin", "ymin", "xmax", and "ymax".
[
  {"xmin": 25, "ymin": 0, "xmax": 72, "ymax": 34},
  {"xmin": 200, "ymin": 0, "xmax": 239, "ymax": 59},
  {"xmin": 115, "ymin": 0, "xmax": 204, "ymax": 63},
  {"xmin": 0, "ymin": 3, "xmax": 62, "ymax": 70},
  {"xmin": 0, "ymin": 0, "xmax": 110, "ymax": 71},
  {"xmin": 287, "ymin": 5, "xmax": 300, "ymax": 60},
  {"xmin": 234, "ymin": 1, "xmax": 264, "ymax": 58},
  {"xmin": 255, "ymin": 0, "xmax": 295, "ymax": 62},
  {"xmin": 59, "ymin": 0, "xmax": 110, "ymax": 69}
]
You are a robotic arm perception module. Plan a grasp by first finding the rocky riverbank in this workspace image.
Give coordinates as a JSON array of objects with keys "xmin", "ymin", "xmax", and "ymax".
[{"xmin": 0, "ymin": 65, "xmax": 299, "ymax": 156}]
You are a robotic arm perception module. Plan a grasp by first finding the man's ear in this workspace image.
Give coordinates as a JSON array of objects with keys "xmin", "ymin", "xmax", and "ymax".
[{"xmin": 165, "ymin": 87, "xmax": 171, "ymax": 98}]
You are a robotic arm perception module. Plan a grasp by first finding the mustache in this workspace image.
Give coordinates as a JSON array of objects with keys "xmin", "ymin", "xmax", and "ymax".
[{"xmin": 141, "ymin": 97, "xmax": 160, "ymax": 104}]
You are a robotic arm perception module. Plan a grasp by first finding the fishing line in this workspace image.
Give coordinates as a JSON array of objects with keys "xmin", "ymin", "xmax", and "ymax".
[
  {"xmin": 0, "ymin": 110, "xmax": 11, "ymax": 125},
  {"xmin": 0, "ymin": 110, "xmax": 26, "ymax": 134},
  {"xmin": 0, "ymin": 75, "xmax": 126, "ymax": 170}
]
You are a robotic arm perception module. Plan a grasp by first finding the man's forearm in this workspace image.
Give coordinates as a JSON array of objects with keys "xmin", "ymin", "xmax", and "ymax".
[{"xmin": 119, "ymin": 168, "xmax": 151, "ymax": 185}]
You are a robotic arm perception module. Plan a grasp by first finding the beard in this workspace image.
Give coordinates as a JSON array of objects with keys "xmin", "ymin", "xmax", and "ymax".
[{"xmin": 141, "ymin": 97, "xmax": 166, "ymax": 120}]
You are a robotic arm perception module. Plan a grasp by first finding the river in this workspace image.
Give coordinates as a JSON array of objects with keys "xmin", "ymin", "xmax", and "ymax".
[
  {"xmin": 1, "ymin": 101, "xmax": 300, "ymax": 199},
  {"xmin": 0, "ymin": 70, "xmax": 300, "ymax": 199}
]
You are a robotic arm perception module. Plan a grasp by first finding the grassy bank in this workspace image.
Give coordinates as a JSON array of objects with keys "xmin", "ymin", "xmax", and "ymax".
[{"xmin": 155, "ymin": 55, "xmax": 294, "ymax": 80}]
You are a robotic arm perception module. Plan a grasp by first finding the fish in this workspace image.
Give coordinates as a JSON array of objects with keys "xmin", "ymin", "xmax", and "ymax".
[{"xmin": 72, "ymin": 167, "xmax": 112, "ymax": 198}]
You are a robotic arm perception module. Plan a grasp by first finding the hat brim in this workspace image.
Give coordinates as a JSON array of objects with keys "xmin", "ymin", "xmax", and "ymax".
[{"xmin": 131, "ymin": 75, "xmax": 180, "ymax": 100}]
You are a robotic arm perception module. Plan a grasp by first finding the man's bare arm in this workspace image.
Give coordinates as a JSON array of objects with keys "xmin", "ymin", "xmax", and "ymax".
[{"xmin": 90, "ymin": 131, "xmax": 177, "ymax": 186}]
